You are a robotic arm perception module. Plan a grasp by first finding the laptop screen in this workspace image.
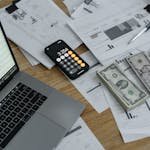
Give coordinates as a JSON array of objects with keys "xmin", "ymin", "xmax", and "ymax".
[{"xmin": 0, "ymin": 25, "xmax": 18, "ymax": 89}]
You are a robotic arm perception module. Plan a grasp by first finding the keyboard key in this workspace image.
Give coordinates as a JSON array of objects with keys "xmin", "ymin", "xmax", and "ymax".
[
  {"xmin": 14, "ymin": 107, "xmax": 21, "ymax": 113},
  {"xmin": 14, "ymin": 91, "xmax": 20, "ymax": 97},
  {"xmin": 18, "ymin": 84, "xmax": 25, "ymax": 92},
  {"xmin": 4, "ymin": 110, "xmax": 10, "ymax": 116},
  {"xmin": 8, "ymin": 105, "xmax": 15, "ymax": 111},
  {"xmin": 1, "ymin": 122, "xmax": 8, "ymax": 128},
  {"xmin": 6, "ymin": 117, "xmax": 12, "ymax": 123},
  {"xmin": 19, "ymin": 102, "xmax": 25, "ymax": 108},
  {"xmin": 4, "ymin": 128, "xmax": 11, "ymax": 134},
  {"xmin": 9, "ymin": 96, "xmax": 16, "ymax": 100},
  {"xmin": 31, "ymin": 94, "xmax": 40, "ymax": 104},
  {"xmin": 27, "ymin": 90, "xmax": 36, "ymax": 98},
  {"xmin": 5, "ymin": 100, "xmax": 12, "ymax": 106},
  {"xmin": 8, "ymin": 123, "xmax": 15, "ymax": 129},
  {"xmin": 0, "ymin": 121, "xmax": 25, "ymax": 148},
  {"xmin": 18, "ymin": 113, "xmax": 24, "ymax": 119},
  {"xmin": 23, "ymin": 98, "xmax": 29, "ymax": 103},
  {"xmin": 13, "ymin": 101, "xmax": 19, "ymax": 106},
  {"xmin": 25, "ymin": 87, "xmax": 31, "ymax": 92},
  {"xmin": 32, "ymin": 105, "xmax": 39, "ymax": 111},
  {"xmin": 23, "ymin": 115, "xmax": 30, "ymax": 122},
  {"xmin": 1, "ymin": 105, "xmax": 7, "ymax": 111},
  {"xmin": 13, "ymin": 118, "xmax": 20, "ymax": 123},
  {"xmin": 37, "ymin": 100, "xmax": 43, "ymax": 106},
  {"xmin": 22, "ymin": 108, "xmax": 28, "ymax": 114},
  {"xmin": 28, "ymin": 110, "xmax": 35, "ymax": 116},
  {"xmin": 0, "ymin": 133, "xmax": 6, "ymax": 139},
  {"xmin": 0, "ymin": 115, "xmax": 6, "ymax": 121},
  {"xmin": 41, "ymin": 96, "xmax": 47, "ymax": 101},
  {"xmin": 26, "ymin": 103, "xmax": 32, "ymax": 109},
  {"xmin": 10, "ymin": 112, "xmax": 16, "ymax": 118}
]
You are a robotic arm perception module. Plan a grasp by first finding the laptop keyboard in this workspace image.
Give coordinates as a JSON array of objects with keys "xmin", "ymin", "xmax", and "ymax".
[{"xmin": 0, "ymin": 82, "xmax": 47, "ymax": 148}]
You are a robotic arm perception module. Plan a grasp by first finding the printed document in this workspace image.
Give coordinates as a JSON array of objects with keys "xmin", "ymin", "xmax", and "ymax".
[
  {"xmin": 68, "ymin": 2, "xmax": 150, "ymax": 65},
  {"xmin": 56, "ymin": 118, "xmax": 105, "ymax": 150},
  {"xmin": 71, "ymin": 0, "xmax": 146, "ymax": 19},
  {"xmin": 71, "ymin": 51, "xmax": 109, "ymax": 113}
]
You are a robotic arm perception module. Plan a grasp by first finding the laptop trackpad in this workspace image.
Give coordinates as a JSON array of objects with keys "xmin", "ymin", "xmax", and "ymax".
[{"xmin": 5, "ymin": 113, "xmax": 66, "ymax": 150}]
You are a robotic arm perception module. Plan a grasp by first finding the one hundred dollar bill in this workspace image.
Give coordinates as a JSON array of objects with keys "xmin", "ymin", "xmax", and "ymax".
[
  {"xmin": 126, "ymin": 52, "xmax": 150, "ymax": 93},
  {"xmin": 97, "ymin": 64, "xmax": 149, "ymax": 110}
]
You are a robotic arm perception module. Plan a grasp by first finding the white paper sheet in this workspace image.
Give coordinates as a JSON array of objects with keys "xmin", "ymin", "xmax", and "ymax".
[
  {"xmin": 71, "ymin": 0, "xmax": 146, "ymax": 19},
  {"xmin": 71, "ymin": 51, "xmax": 109, "ymax": 113},
  {"xmin": 62, "ymin": 0, "xmax": 84, "ymax": 14},
  {"xmin": 68, "ymin": 1, "xmax": 149, "ymax": 65},
  {"xmin": 20, "ymin": 49, "xmax": 39, "ymax": 66},
  {"xmin": 56, "ymin": 118, "xmax": 105, "ymax": 150},
  {"xmin": 0, "ymin": 0, "xmax": 81, "ymax": 68}
]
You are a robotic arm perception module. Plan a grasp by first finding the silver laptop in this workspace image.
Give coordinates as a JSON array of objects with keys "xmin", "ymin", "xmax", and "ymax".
[{"xmin": 0, "ymin": 22, "xmax": 85, "ymax": 150}]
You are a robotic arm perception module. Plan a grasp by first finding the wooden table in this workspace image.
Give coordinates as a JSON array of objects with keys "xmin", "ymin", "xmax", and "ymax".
[{"xmin": 1, "ymin": 0, "xmax": 150, "ymax": 149}]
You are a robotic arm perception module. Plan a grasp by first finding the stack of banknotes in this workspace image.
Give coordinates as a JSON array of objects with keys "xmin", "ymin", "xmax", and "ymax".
[{"xmin": 97, "ymin": 52, "xmax": 150, "ymax": 110}]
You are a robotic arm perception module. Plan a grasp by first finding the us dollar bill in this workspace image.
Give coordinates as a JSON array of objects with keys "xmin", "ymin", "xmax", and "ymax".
[
  {"xmin": 126, "ymin": 52, "xmax": 150, "ymax": 93},
  {"xmin": 97, "ymin": 64, "xmax": 149, "ymax": 110}
]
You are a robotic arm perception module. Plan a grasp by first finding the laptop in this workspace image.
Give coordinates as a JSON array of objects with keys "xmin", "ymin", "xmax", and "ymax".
[{"xmin": 0, "ymin": 22, "xmax": 85, "ymax": 150}]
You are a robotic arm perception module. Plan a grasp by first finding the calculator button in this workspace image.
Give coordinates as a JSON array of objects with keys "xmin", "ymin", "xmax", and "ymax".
[
  {"xmin": 71, "ymin": 60, "xmax": 75, "ymax": 63},
  {"xmin": 56, "ymin": 58, "xmax": 61, "ymax": 62},
  {"xmin": 70, "ymin": 65, "xmax": 74, "ymax": 69},
  {"xmin": 77, "ymin": 60, "xmax": 82, "ymax": 64},
  {"xmin": 68, "ymin": 51, "xmax": 73, "ymax": 55},
  {"xmin": 81, "ymin": 63, "xmax": 86, "ymax": 67},
  {"xmin": 67, "ymin": 57, "xmax": 72, "ymax": 60},
  {"xmin": 60, "ymin": 61, "xmax": 65, "ymax": 65},
  {"xmin": 65, "ymin": 48, "xmax": 69, "ymax": 51},
  {"xmin": 69, "ymin": 71, "xmax": 74, "ymax": 75},
  {"xmin": 67, "ymin": 62, "xmax": 71, "ymax": 66},
  {"xmin": 64, "ymin": 53, "xmax": 69, "ymax": 57},
  {"xmin": 66, "ymin": 68, "xmax": 71, "ymax": 71},
  {"xmin": 77, "ymin": 66, "xmax": 81, "ymax": 69},
  {"xmin": 74, "ymin": 63, "xmax": 78, "ymax": 66},
  {"xmin": 74, "ymin": 57, "xmax": 79, "ymax": 61},
  {"xmin": 63, "ymin": 65, "xmax": 67, "ymax": 68},
  {"xmin": 71, "ymin": 54, "xmax": 76, "ymax": 58},
  {"xmin": 60, "ymin": 55, "xmax": 65, "ymax": 60},
  {"xmin": 72, "ymin": 68, "xmax": 78, "ymax": 74},
  {"xmin": 64, "ymin": 59, "xmax": 68, "ymax": 62}
]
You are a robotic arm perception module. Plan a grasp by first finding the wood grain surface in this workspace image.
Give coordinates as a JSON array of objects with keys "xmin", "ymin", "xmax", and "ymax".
[{"xmin": 0, "ymin": 0, "xmax": 150, "ymax": 149}]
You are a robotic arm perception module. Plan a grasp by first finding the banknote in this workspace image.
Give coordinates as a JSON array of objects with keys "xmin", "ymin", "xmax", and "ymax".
[
  {"xmin": 126, "ymin": 52, "xmax": 150, "ymax": 93},
  {"xmin": 97, "ymin": 64, "xmax": 148, "ymax": 110}
]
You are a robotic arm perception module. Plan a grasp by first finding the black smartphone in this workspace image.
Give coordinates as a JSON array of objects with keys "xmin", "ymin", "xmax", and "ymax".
[{"xmin": 45, "ymin": 40, "xmax": 89, "ymax": 80}]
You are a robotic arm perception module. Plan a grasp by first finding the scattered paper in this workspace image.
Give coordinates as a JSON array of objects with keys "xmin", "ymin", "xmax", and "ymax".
[
  {"xmin": 71, "ymin": 0, "xmax": 146, "ymax": 19},
  {"xmin": 56, "ymin": 118, "xmax": 105, "ymax": 150},
  {"xmin": 20, "ymin": 49, "xmax": 39, "ymax": 66},
  {"xmin": 0, "ymin": 0, "xmax": 81, "ymax": 68},
  {"xmin": 71, "ymin": 51, "xmax": 109, "ymax": 113},
  {"xmin": 68, "ymin": 0, "xmax": 149, "ymax": 65},
  {"xmin": 62, "ymin": 0, "xmax": 84, "ymax": 14}
]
